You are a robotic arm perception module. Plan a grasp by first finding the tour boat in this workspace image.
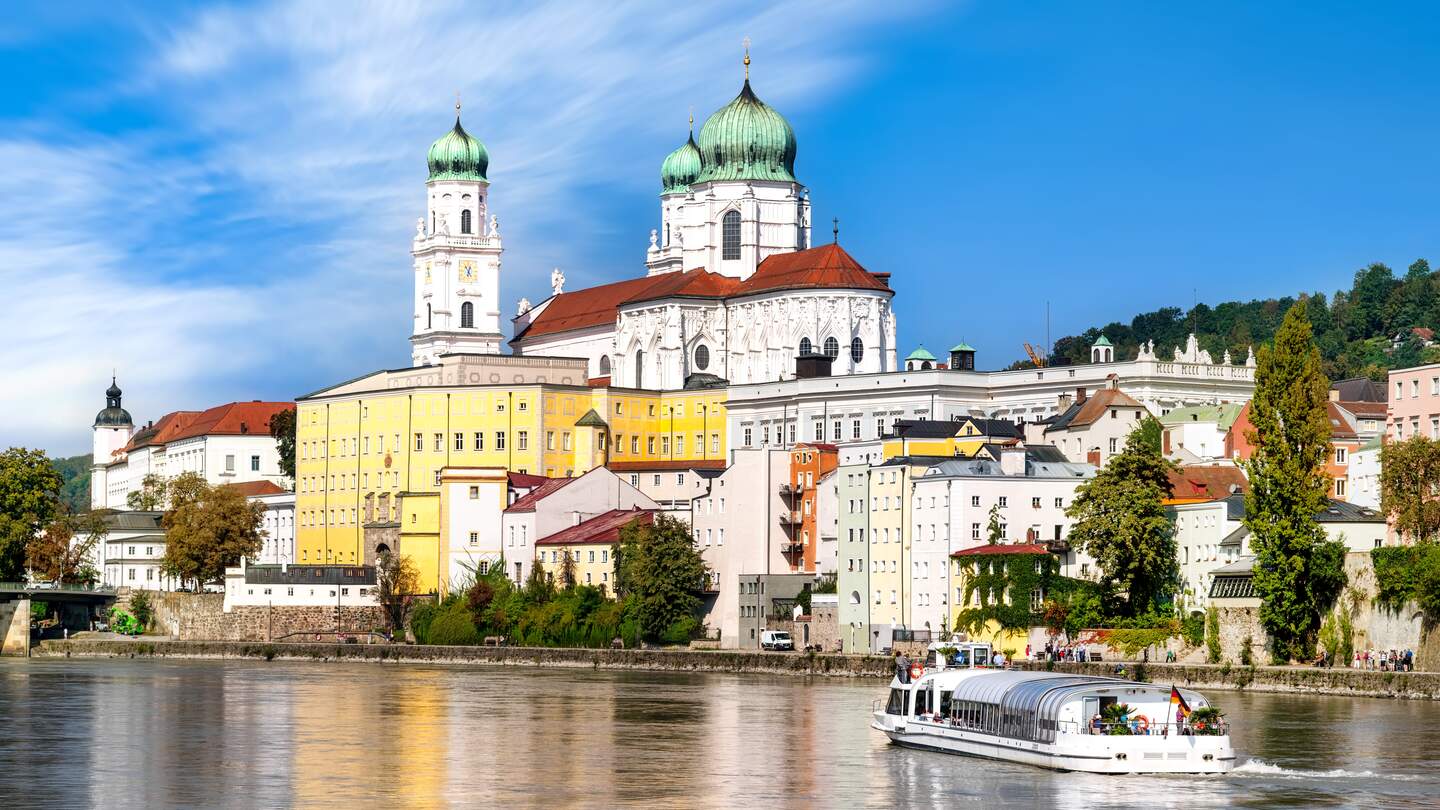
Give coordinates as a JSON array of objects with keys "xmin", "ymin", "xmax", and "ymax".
[{"xmin": 871, "ymin": 642, "xmax": 1235, "ymax": 774}]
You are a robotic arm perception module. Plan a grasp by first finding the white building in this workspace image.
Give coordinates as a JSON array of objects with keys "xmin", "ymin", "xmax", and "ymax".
[
  {"xmin": 1170, "ymin": 497, "xmax": 1242, "ymax": 611},
  {"xmin": 501, "ymin": 467, "xmax": 657, "ymax": 587},
  {"xmin": 511, "ymin": 64, "xmax": 897, "ymax": 386},
  {"xmin": 1159, "ymin": 404, "xmax": 1244, "ymax": 462},
  {"xmin": 222, "ymin": 563, "xmax": 379, "ymax": 611},
  {"xmin": 1026, "ymin": 381, "xmax": 1151, "ymax": 467},
  {"xmin": 99, "ymin": 511, "xmax": 179, "ymax": 591},
  {"xmin": 410, "ymin": 102, "xmax": 505, "ymax": 365},
  {"xmin": 815, "ymin": 469, "xmax": 840, "ymax": 577},
  {"xmin": 90, "ymin": 384, "xmax": 293, "ymax": 511},
  {"xmin": 1348, "ymin": 436, "xmax": 1382, "ymax": 510}
]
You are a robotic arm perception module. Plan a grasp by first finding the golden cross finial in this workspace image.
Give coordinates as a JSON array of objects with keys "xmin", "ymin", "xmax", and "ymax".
[
  {"xmin": 742, "ymin": 36, "xmax": 751, "ymax": 80},
  {"xmin": 688, "ymin": 105, "xmax": 694, "ymax": 132},
  {"xmin": 455, "ymin": 90, "xmax": 462, "ymax": 117}
]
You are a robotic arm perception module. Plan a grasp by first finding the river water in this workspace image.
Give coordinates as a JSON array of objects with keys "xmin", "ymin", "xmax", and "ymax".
[{"xmin": 1, "ymin": 659, "xmax": 1435, "ymax": 809}]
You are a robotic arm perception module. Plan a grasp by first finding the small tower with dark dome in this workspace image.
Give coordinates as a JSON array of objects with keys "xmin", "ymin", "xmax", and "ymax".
[{"xmin": 91, "ymin": 376, "xmax": 135, "ymax": 509}]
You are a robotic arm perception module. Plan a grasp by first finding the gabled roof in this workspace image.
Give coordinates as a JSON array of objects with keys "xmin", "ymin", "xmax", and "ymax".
[
  {"xmin": 504, "ymin": 477, "xmax": 575, "ymax": 512},
  {"xmin": 1164, "ymin": 465, "xmax": 1248, "ymax": 502},
  {"xmin": 123, "ymin": 410, "xmax": 202, "ymax": 452},
  {"xmin": 223, "ymin": 480, "xmax": 289, "ymax": 498},
  {"xmin": 512, "ymin": 244, "xmax": 890, "ymax": 343},
  {"xmin": 574, "ymin": 408, "xmax": 608, "ymax": 428},
  {"xmin": 888, "ymin": 418, "xmax": 1021, "ymax": 441},
  {"xmin": 1330, "ymin": 377, "xmax": 1386, "ymax": 403},
  {"xmin": 1326, "ymin": 401, "xmax": 1359, "ymax": 440},
  {"xmin": 507, "ymin": 471, "xmax": 550, "ymax": 490},
  {"xmin": 137, "ymin": 402, "xmax": 293, "ymax": 446},
  {"xmin": 1045, "ymin": 388, "xmax": 1146, "ymax": 432},
  {"xmin": 952, "ymin": 543, "xmax": 1050, "ymax": 557},
  {"xmin": 1338, "ymin": 400, "xmax": 1387, "ymax": 419},
  {"xmin": 1158, "ymin": 403, "xmax": 1244, "ymax": 430},
  {"xmin": 535, "ymin": 509, "xmax": 654, "ymax": 546}
]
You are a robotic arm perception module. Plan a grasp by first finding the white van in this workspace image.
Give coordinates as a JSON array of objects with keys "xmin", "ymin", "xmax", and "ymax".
[{"xmin": 760, "ymin": 630, "xmax": 794, "ymax": 651}]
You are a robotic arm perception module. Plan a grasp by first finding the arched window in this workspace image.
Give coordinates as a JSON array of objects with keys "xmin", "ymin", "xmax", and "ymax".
[
  {"xmin": 799, "ymin": 337, "xmax": 813, "ymax": 356},
  {"xmin": 824, "ymin": 337, "xmax": 840, "ymax": 359},
  {"xmin": 634, "ymin": 349, "xmax": 645, "ymax": 388},
  {"xmin": 722, "ymin": 210, "xmax": 741, "ymax": 260},
  {"xmin": 426, "ymin": 303, "xmax": 432, "ymax": 329},
  {"xmin": 598, "ymin": 355, "xmax": 611, "ymax": 375},
  {"xmin": 460, "ymin": 209, "xmax": 472, "ymax": 234},
  {"xmin": 460, "ymin": 301, "xmax": 474, "ymax": 328},
  {"xmin": 850, "ymin": 337, "xmax": 864, "ymax": 364},
  {"xmin": 694, "ymin": 344, "xmax": 710, "ymax": 371},
  {"xmin": 665, "ymin": 223, "xmax": 670, "ymax": 246}
]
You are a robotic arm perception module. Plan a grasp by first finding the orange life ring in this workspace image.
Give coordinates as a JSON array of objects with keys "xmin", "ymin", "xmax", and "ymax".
[
  {"xmin": 1134, "ymin": 715, "xmax": 1150, "ymax": 733},
  {"xmin": 909, "ymin": 662, "xmax": 924, "ymax": 680}
]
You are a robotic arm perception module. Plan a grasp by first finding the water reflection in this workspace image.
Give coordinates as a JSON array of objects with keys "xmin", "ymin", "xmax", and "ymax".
[{"xmin": 1, "ymin": 660, "xmax": 1438, "ymax": 809}]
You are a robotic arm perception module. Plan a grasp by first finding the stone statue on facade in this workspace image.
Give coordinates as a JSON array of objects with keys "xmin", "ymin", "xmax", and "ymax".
[
  {"xmin": 551, "ymin": 267, "xmax": 566, "ymax": 296},
  {"xmin": 517, "ymin": 297, "xmax": 532, "ymax": 316},
  {"xmin": 649, "ymin": 229, "xmax": 658, "ymax": 251}
]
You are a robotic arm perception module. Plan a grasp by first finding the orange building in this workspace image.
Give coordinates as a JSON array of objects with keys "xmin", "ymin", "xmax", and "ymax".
[
  {"xmin": 780, "ymin": 442, "xmax": 838, "ymax": 573},
  {"xmin": 1226, "ymin": 396, "xmax": 1385, "ymax": 502}
]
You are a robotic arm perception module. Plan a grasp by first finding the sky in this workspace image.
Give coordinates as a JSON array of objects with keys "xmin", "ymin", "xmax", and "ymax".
[{"xmin": 5, "ymin": 1, "xmax": 1440, "ymax": 457}]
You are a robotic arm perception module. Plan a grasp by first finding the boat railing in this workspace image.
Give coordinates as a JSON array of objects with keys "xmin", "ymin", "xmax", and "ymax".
[{"xmin": 1068, "ymin": 719, "xmax": 1229, "ymax": 737}]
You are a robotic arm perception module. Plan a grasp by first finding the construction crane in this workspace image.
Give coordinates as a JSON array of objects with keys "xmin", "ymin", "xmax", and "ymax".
[{"xmin": 1024, "ymin": 342, "xmax": 1047, "ymax": 368}]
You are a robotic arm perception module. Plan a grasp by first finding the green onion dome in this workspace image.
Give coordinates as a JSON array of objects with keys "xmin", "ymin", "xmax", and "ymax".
[
  {"xmin": 427, "ymin": 116, "xmax": 489, "ymax": 182},
  {"xmin": 660, "ymin": 132, "xmax": 702, "ymax": 194},
  {"xmin": 694, "ymin": 80, "xmax": 797, "ymax": 184}
]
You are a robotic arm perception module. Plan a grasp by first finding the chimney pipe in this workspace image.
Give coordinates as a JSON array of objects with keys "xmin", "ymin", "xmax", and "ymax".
[{"xmin": 1075, "ymin": 387, "xmax": 1087, "ymax": 404}]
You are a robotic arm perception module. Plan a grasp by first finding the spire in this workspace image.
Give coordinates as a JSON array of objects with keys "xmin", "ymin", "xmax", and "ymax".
[
  {"xmin": 832, "ymin": 217, "xmax": 839, "ymax": 244},
  {"xmin": 742, "ymin": 35, "xmax": 751, "ymax": 82},
  {"xmin": 455, "ymin": 90, "xmax": 462, "ymax": 122}
]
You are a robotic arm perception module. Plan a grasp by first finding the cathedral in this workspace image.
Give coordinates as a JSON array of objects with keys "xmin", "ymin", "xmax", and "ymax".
[{"xmin": 410, "ymin": 57, "xmax": 899, "ymax": 385}]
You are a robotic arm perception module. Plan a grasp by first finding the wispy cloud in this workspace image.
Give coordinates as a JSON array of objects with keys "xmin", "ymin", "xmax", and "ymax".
[{"xmin": 7, "ymin": 0, "xmax": 923, "ymax": 455}]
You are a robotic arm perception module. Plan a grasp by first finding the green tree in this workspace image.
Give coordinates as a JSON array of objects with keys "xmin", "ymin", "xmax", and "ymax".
[
  {"xmin": 269, "ymin": 407, "xmax": 297, "ymax": 480},
  {"xmin": 1380, "ymin": 435, "xmax": 1440, "ymax": 543},
  {"xmin": 126, "ymin": 473, "xmax": 169, "ymax": 511},
  {"xmin": 1064, "ymin": 421, "xmax": 1179, "ymax": 615},
  {"xmin": 558, "ymin": 548, "xmax": 578, "ymax": 590},
  {"xmin": 613, "ymin": 515, "xmax": 707, "ymax": 643},
  {"xmin": 160, "ymin": 473, "xmax": 264, "ymax": 588},
  {"xmin": 1204, "ymin": 606, "xmax": 1222, "ymax": 664},
  {"xmin": 0, "ymin": 447, "xmax": 65, "ymax": 581},
  {"xmin": 984, "ymin": 503, "xmax": 1003, "ymax": 545},
  {"xmin": 375, "ymin": 550, "xmax": 421, "ymax": 633},
  {"xmin": 50, "ymin": 454, "xmax": 93, "ymax": 514},
  {"xmin": 1243, "ymin": 300, "xmax": 1348, "ymax": 662},
  {"xmin": 26, "ymin": 510, "xmax": 106, "ymax": 584}
]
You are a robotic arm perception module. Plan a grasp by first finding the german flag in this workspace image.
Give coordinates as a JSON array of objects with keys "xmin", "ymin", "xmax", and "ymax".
[{"xmin": 1170, "ymin": 685, "xmax": 1192, "ymax": 721}]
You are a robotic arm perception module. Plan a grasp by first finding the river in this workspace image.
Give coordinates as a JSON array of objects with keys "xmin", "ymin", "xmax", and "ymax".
[{"xmin": 0, "ymin": 659, "xmax": 1435, "ymax": 808}]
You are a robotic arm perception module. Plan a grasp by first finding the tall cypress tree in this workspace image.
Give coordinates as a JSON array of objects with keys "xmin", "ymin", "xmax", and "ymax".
[{"xmin": 1243, "ymin": 300, "xmax": 1347, "ymax": 662}]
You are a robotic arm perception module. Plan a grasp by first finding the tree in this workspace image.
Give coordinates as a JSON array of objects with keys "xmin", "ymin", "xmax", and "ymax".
[
  {"xmin": 375, "ymin": 550, "xmax": 421, "ymax": 634},
  {"xmin": 984, "ymin": 503, "xmax": 1003, "ymax": 545},
  {"xmin": 26, "ymin": 510, "xmax": 106, "ymax": 584},
  {"xmin": 558, "ymin": 548, "xmax": 578, "ymax": 589},
  {"xmin": 613, "ymin": 515, "xmax": 708, "ymax": 643},
  {"xmin": 1064, "ymin": 421, "xmax": 1179, "ymax": 615},
  {"xmin": 1380, "ymin": 436, "xmax": 1440, "ymax": 543},
  {"xmin": 0, "ymin": 447, "xmax": 65, "ymax": 581},
  {"xmin": 1244, "ymin": 300, "xmax": 1348, "ymax": 662},
  {"xmin": 270, "ymin": 407, "xmax": 297, "ymax": 480},
  {"xmin": 127, "ymin": 473, "xmax": 169, "ymax": 511},
  {"xmin": 160, "ymin": 473, "xmax": 264, "ymax": 588}
]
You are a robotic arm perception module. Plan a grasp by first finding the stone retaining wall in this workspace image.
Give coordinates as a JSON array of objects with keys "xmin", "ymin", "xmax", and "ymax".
[
  {"xmin": 36, "ymin": 638, "xmax": 893, "ymax": 678},
  {"xmin": 1015, "ymin": 660, "xmax": 1440, "ymax": 700},
  {"xmin": 141, "ymin": 591, "xmax": 385, "ymax": 641}
]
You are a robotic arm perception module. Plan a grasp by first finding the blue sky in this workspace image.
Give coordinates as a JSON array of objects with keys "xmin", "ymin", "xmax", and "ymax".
[{"xmin": 5, "ymin": 1, "xmax": 1439, "ymax": 456}]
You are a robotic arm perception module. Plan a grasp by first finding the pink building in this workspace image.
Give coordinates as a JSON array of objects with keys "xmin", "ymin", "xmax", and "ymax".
[{"xmin": 1388, "ymin": 364, "xmax": 1440, "ymax": 441}]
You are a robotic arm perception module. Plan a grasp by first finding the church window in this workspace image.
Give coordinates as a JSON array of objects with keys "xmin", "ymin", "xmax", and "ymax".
[
  {"xmin": 460, "ymin": 301, "xmax": 474, "ymax": 328},
  {"xmin": 850, "ymin": 337, "xmax": 864, "ymax": 364},
  {"xmin": 460, "ymin": 209, "xmax": 472, "ymax": 234},
  {"xmin": 799, "ymin": 337, "xmax": 812, "ymax": 356},
  {"xmin": 599, "ymin": 355, "xmax": 611, "ymax": 375},
  {"xmin": 426, "ymin": 304, "xmax": 432, "ymax": 329},
  {"xmin": 694, "ymin": 345, "xmax": 710, "ymax": 370},
  {"xmin": 824, "ymin": 337, "xmax": 840, "ymax": 359},
  {"xmin": 665, "ymin": 223, "xmax": 671, "ymax": 246},
  {"xmin": 722, "ymin": 210, "xmax": 741, "ymax": 260},
  {"xmin": 634, "ymin": 349, "xmax": 645, "ymax": 388}
]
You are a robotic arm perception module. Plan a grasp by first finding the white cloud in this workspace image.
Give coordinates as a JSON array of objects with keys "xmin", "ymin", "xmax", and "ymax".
[{"xmin": 9, "ymin": 0, "xmax": 927, "ymax": 455}]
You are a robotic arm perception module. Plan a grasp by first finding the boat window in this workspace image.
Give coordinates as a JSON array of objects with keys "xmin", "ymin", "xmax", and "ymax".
[
  {"xmin": 913, "ymin": 687, "xmax": 931, "ymax": 716},
  {"xmin": 939, "ymin": 689, "xmax": 953, "ymax": 718},
  {"xmin": 886, "ymin": 689, "xmax": 907, "ymax": 716}
]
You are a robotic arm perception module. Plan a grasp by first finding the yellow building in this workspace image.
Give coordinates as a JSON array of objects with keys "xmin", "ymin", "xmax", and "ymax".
[
  {"xmin": 880, "ymin": 417, "xmax": 1023, "ymax": 461},
  {"xmin": 294, "ymin": 354, "xmax": 725, "ymax": 592},
  {"xmin": 947, "ymin": 543, "xmax": 1051, "ymax": 658},
  {"xmin": 864, "ymin": 456, "xmax": 946, "ymax": 631},
  {"xmin": 533, "ymin": 509, "xmax": 654, "ymax": 591}
]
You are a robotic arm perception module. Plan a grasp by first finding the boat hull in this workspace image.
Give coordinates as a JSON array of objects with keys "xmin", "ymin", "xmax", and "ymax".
[{"xmin": 872, "ymin": 714, "xmax": 1235, "ymax": 774}]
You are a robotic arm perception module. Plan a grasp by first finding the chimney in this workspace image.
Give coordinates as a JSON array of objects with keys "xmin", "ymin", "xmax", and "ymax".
[
  {"xmin": 1058, "ymin": 393, "xmax": 1073, "ymax": 411},
  {"xmin": 1106, "ymin": 373, "xmax": 1119, "ymax": 390},
  {"xmin": 1075, "ymin": 387, "xmax": 1087, "ymax": 404},
  {"xmin": 1329, "ymin": 389, "xmax": 1340, "ymax": 402},
  {"xmin": 572, "ymin": 512, "xmax": 581, "ymax": 526},
  {"xmin": 1000, "ymin": 447, "xmax": 1026, "ymax": 476}
]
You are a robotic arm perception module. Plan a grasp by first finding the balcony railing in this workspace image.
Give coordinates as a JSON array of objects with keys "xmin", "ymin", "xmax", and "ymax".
[
  {"xmin": 780, "ymin": 543, "xmax": 803, "ymax": 555},
  {"xmin": 778, "ymin": 512, "xmax": 801, "ymax": 525}
]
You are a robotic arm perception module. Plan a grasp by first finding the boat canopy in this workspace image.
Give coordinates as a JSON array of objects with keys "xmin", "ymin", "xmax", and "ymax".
[{"xmin": 940, "ymin": 672, "xmax": 1156, "ymax": 744}]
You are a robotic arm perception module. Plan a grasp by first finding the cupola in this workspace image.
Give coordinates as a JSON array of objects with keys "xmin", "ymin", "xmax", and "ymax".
[
  {"xmin": 694, "ymin": 49, "xmax": 797, "ymax": 184},
  {"xmin": 427, "ymin": 103, "xmax": 489, "ymax": 182}
]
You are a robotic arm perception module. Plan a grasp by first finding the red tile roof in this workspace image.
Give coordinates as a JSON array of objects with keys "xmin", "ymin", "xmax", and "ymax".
[
  {"xmin": 535, "ymin": 509, "xmax": 654, "ymax": 546},
  {"xmin": 123, "ymin": 410, "xmax": 202, "ymax": 452},
  {"xmin": 587, "ymin": 376, "xmax": 612, "ymax": 387},
  {"xmin": 794, "ymin": 442, "xmax": 839, "ymax": 452},
  {"xmin": 1065, "ymin": 388, "xmax": 1147, "ymax": 429},
  {"xmin": 223, "ymin": 480, "xmax": 289, "ymax": 497},
  {"xmin": 167, "ymin": 402, "xmax": 293, "ymax": 442},
  {"xmin": 1338, "ymin": 401, "xmax": 1387, "ymax": 419},
  {"xmin": 513, "ymin": 244, "xmax": 890, "ymax": 343},
  {"xmin": 951, "ymin": 543, "xmax": 1050, "ymax": 557},
  {"xmin": 607, "ymin": 459, "xmax": 728, "ymax": 472},
  {"xmin": 504, "ymin": 477, "xmax": 575, "ymax": 512},
  {"xmin": 1164, "ymin": 465, "xmax": 1248, "ymax": 502},
  {"xmin": 507, "ymin": 471, "xmax": 550, "ymax": 490}
]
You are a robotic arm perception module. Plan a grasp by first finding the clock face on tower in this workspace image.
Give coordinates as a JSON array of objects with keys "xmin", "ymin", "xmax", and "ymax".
[{"xmin": 459, "ymin": 260, "xmax": 477, "ymax": 283}]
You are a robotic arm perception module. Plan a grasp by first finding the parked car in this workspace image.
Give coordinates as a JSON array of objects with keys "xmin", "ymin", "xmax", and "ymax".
[{"xmin": 760, "ymin": 630, "xmax": 794, "ymax": 651}]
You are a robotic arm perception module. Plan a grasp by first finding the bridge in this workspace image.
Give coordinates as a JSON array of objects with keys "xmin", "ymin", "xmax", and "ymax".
[{"xmin": 0, "ymin": 583, "xmax": 118, "ymax": 657}]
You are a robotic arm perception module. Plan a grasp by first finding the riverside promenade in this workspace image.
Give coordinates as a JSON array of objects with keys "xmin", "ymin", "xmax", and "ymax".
[{"xmin": 31, "ymin": 638, "xmax": 1440, "ymax": 698}]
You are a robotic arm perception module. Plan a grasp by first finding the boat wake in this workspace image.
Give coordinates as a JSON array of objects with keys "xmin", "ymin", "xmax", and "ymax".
[{"xmin": 1231, "ymin": 759, "xmax": 1419, "ymax": 781}]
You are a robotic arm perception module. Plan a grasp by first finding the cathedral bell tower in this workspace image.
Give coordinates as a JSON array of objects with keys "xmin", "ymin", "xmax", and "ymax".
[
  {"xmin": 91, "ymin": 376, "xmax": 134, "ymax": 509},
  {"xmin": 411, "ymin": 99, "xmax": 504, "ymax": 365}
]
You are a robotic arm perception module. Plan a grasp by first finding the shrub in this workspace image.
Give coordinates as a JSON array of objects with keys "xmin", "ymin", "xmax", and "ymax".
[
  {"xmin": 1205, "ymin": 606, "xmax": 1222, "ymax": 664},
  {"xmin": 1189, "ymin": 705, "xmax": 1225, "ymax": 735},
  {"xmin": 659, "ymin": 615, "xmax": 700, "ymax": 645},
  {"xmin": 1182, "ymin": 611, "xmax": 1205, "ymax": 647},
  {"xmin": 427, "ymin": 603, "xmax": 481, "ymax": 646},
  {"xmin": 107, "ymin": 607, "xmax": 142, "ymax": 636},
  {"xmin": 409, "ymin": 599, "xmax": 442, "ymax": 643},
  {"xmin": 1240, "ymin": 635, "xmax": 1253, "ymax": 667},
  {"xmin": 129, "ymin": 591, "xmax": 153, "ymax": 631}
]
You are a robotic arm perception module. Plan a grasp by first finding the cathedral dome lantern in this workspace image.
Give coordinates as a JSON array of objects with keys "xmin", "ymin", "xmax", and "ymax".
[
  {"xmin": 694, "ymin": 50, "xmax": 797, "ymax": 184},
  {"xmin": 427, "ymin": 110, "xmax": 489, "ymax": 182},
  {"xmin": 660, "ymin": 129, "xmax": 702, "ymax": 194}
]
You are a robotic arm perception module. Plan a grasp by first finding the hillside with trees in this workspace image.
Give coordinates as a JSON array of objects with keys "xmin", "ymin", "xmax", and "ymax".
[
  {"xmin": 50, "ymin": 454, "xmax": 92, "ymax": 513},
  {"xmin": 1019, "ymin": 259, "xmax": 1438, "ymax": 381}
]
